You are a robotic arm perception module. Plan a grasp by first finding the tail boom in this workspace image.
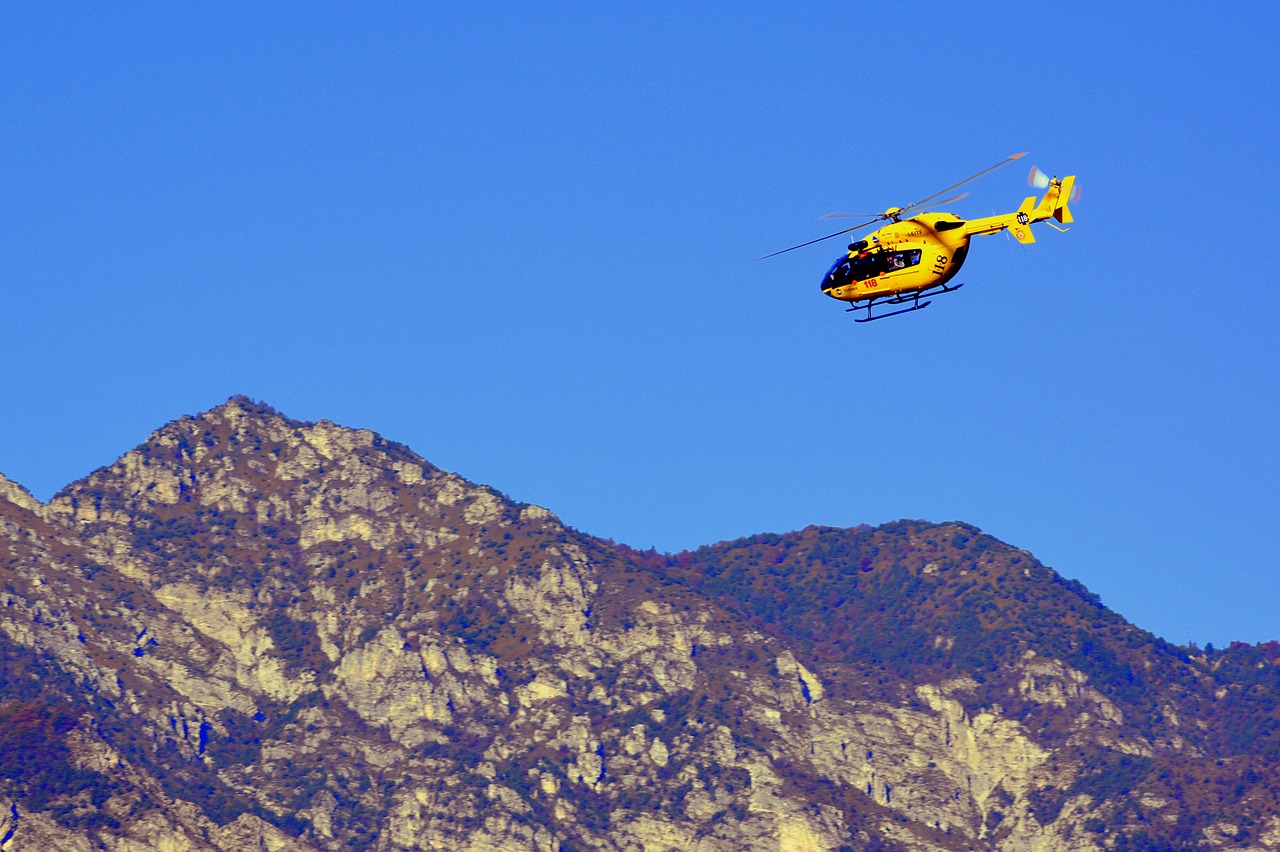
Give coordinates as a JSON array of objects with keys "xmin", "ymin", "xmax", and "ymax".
[{"xmin": 961, "ymin": 174, "xmax": 1076, "ymax": 244}]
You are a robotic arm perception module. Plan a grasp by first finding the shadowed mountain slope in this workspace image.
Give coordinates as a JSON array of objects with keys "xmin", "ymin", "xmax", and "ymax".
[{"xmin": 686, "ymin": 522, "xmax": 1280, "ymax": 755}]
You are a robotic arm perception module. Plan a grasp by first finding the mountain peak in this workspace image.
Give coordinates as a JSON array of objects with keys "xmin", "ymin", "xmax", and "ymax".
[
  {"xmin": 185, "ymin": 394, "xmax": 307, "ymax": 440},
  {"xmin": 0, "ymin": 470, "xmax": 41, "ymax": 512},
  {"xmin": 209, "ymin": 393, "xmax": 286, "ymax": 417}
]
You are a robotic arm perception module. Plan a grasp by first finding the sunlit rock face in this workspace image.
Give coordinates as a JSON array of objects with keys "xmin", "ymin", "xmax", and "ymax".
[{"xmin": 1, "ymin": 396, "xmax": 1278, "ymax": 851}]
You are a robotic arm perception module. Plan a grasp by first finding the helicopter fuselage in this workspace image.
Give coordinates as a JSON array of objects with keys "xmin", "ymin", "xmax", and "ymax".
[{"xmin": 820, "ymin": 214, "xmax": 971, "ymax": 304}]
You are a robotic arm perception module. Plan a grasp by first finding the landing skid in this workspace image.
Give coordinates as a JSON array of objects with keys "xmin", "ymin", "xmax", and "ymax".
[{"xmin": 847, "ymin": 282, "xmax": 966, "ymax": 323}]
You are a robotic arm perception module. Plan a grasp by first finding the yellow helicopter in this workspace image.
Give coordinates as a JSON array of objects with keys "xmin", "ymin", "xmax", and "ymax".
[{"xmin": 764, "ymin": 153, "xmax": 1077, "ymax": 322}]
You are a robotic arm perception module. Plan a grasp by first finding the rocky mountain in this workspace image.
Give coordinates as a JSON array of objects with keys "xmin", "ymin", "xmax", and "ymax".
[{"xmin": 1, "ymin": 396, "xmax": 1278, "ymax": 851}]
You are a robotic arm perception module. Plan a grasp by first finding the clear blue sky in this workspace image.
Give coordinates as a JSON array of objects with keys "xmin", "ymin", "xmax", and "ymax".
[{"xmin": 3, "ymin": 4, "xmax": 1278, "ymax": 647}]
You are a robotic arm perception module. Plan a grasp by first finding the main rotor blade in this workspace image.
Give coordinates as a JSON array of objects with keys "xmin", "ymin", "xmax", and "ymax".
[
  {"xmin": 896, "ymin": 152, "xmax": 1027, "ymax": 217},
  {"xmin": 759, "ymin": 155, "xmax": 1013, "ymax": 262},
  {"xmin": 822, "ymin": 192, "xmax": 968, "ymax": 221},
  {"xmin": 819, "ymin": 212, "xmax": 885, "ymax": 220},
  {"xmin": 929, "ymin": 192, "xmax": 969, "ymax": 208},
  {"xmin": 758, "ymin": 216, "xmax": 884, "ymax": 260}
]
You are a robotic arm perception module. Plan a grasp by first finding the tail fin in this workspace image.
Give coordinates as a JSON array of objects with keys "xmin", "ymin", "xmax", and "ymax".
[
  {"xmin": 1054, "ymin": 175, "xmax": 1076, "ymax": 224},
  {"xmin": 1031, "ymin": 174, "xmax": 1076, "ymax": 225}
]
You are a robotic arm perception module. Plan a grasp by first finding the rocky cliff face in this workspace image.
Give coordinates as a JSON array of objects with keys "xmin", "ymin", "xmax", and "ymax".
[{"xmin": 0, "ymin": 397, "xmax": 1277, "ymax": 851}]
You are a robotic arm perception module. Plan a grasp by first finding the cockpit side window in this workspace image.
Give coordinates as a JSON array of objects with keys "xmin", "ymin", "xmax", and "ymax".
[
  {"xmin": 822, "ymin": 248, "xmax": 922, "ymax": 290},
  {"xmin": 883, "ymin": 249, "xmax": 921, "ymax": 271},
  {"xmin": 823, "ymin": 254, "xmax": 876, "ymax": 289}
]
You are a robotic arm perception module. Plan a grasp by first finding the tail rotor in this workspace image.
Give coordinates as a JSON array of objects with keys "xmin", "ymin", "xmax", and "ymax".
[{"xmin": 1029, "ymin": 165, "xmax": 1082, "ymax": 203}]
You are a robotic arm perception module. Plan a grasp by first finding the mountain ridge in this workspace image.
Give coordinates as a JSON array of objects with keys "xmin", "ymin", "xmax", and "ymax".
[{"xmin": 0, "ymin": 396, "xmax": 1277, "ymax": 850}]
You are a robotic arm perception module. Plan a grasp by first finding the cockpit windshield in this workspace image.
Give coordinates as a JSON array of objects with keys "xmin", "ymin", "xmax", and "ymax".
[{"xmin": 821, "ymin": 249, "xmax": 922, "ymax": 290}]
